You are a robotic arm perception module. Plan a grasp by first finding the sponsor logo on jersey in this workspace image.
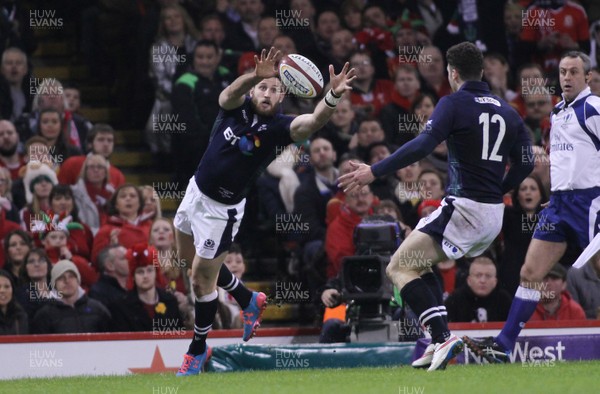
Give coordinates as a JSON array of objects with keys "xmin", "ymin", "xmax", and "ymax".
[
  {"xmin": 550, "ymin": 132, "xmax": 574, "ymax": 151},
  {"xmin": 442, "ymin": 239, "xmax": 459, "ymax": 254},
  {"xmin": 474, "ymin": 97, "xmax": 501, "ymax": 107},
  {"xmin": 239, "ymin": 133, "xmax": 261, "ymax": 156}
]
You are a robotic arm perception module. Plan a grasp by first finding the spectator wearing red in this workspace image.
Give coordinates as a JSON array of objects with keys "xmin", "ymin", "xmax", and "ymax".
[
  {"xmin": 91, "ymin": 184, "xmax": 152, "ymax": 264},
  {"xmin": 417, "ymin": 199, "xmax": 442, "ymax": 219},
  {"xmin": 0, "ymin": 208, "xmax": 21, "ymax": 270},
  {"xmin": 417, "ymin": 46, "xmax": 451, "ymax": 100},
  {"xmin": 108, "ymin": 243, "xmax": 182, "ymax": 332},
  {"xmin": 1, "ymin": 229, "xmax": 32, "ymax": 286},
  {"xmin": 325, "ymin": 185, "xmax": 376, "ymax": 278},
  {"xmin": 348, "ymin": 51, "xmax": 394, "ymax": 118},
  {"xmin": 48, "ymin": 185, "xmax": 93, "ymax": 261},
  {"xmin": 520, "ymin": 0, "xmax": 589, "ymax": 75},
  {"xmin": 0, "ymin": 120, "xmax": 26, "ymax": 180},
  {"xmin": 380, "ymin": 65, "xmax": 421, "ymax": 146},
  {"xmin": 386, "ymin": 10, "xmax": 430, "ymax": 77},
  {"xmin": 58, "ymin": 123, "xmax": 126, "ymax": 189},
  {"xmin": 523, "ymin": 93, "xmax": 553, "ymax": 145},
  {"xmin": 530, "ymin": 264, "xmax": 586, "ymax": 321},
  {"xmin": 34, "ymin": 217, "xmax": 97, "ymax": 291},
  {"xmin": 326, "ymin": 154, "xmax": 363, "ymax": 225},
  {"xmin": 71, "ymin": 154, "xmax": 114, "ymax": 235},
  {"xmin": 19, "ymin": 161, "xmax": 57, "ymax": 232}
]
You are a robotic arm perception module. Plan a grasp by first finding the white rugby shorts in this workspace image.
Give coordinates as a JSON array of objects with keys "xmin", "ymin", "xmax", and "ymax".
[
  {"xmin": 416, "ymin": 196, "xmax": 504, "ymax": 260},
  {"xmin": 174, "ymin": 177, "xmax": 245, "ymax": 259}
]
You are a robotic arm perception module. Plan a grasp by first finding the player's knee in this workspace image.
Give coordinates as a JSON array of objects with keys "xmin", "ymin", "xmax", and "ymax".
[
  {"xmin": 386, "ymin": 254, "xmax": 408, "ymax": 279},
  {"xmin": 520, "ymin": 263, "xmax": 543, "ymax": 284}
]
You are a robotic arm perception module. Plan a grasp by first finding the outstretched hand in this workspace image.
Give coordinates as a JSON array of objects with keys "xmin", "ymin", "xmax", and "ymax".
[
  {"xmin": 329, "ymin": 62, "xmax": 356, "ymax": 97},
  {"xmin": 254, "ymin": 47, "xmax": 281, "ymax": 79},
  {"xmin": 337, "ymin": 160, "xmax": 376, "ymax": 193}
]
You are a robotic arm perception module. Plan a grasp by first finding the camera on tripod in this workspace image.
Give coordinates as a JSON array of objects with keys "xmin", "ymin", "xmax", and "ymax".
[{"xmin": 339, "ymin": 215, "xmax": 404, "ymax": 341}]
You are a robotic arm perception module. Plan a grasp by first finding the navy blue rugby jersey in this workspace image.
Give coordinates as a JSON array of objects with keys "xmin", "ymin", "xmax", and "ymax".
[
  {"xmin": 195, "ymin": 97, "xmax": 294, "ymax": 204},
  {"xmin": 373, "ymin": 81, "xmax": 532, "ymax": 203}
]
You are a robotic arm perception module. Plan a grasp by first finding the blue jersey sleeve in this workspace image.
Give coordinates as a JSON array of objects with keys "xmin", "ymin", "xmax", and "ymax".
[
  {"xmin": 422, "ymin": 96, "xmax": 455, "ymax": 143},
  {"xmin": 371, "ymin": 97, "xmax": 455, "ymax": 177},
  {"xmin": 371, "ymin": 133, "xmax": 439, "ymax": 177}
]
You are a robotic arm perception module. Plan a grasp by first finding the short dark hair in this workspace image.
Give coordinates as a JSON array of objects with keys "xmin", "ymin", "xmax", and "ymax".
[
  {"xmin": 194, "ymin": 40, "xmax": 220, "ymax": 54},
  {"xmin": 86, "ymin": 123, "xmax": 114, "ymax": 146},
  {"xmin": 309, "ymin": 136, "xmax": 334, "ymax": 154},
  {"xmin": 367, "ymin": 141, "xmax": 390, "ymax": 159},
  {"xmin": 358, "ymin": 117, "xmax": 383, "ymax": 130},
  {"xmin": 228, "ymin": 242, "xmax": 243, "ymax": 255},
  {"xmin": 446, "ymin": 42, "xmax": 483, "ymax": 81},
  {"xmin": 411, "ymin": 93, "xmax": 437, "ymax": 113},
  {"xmin": 97, "ymin": 245, "xmax": 121, "ymax": 273},
  {"xmin": 560, "ymin": 50, "xmax": 592, "ymax": 74}
]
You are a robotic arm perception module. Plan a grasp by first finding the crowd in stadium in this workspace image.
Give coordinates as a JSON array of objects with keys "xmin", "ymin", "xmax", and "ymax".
[{"xmin": 1, "ymin": 0, "xmax": 600, "ymax": 336}]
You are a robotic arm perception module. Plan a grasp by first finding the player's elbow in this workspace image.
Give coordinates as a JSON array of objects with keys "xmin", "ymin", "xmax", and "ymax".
[{"xmin": 218, "ymin": 92, "xmax": 231, "ymax": 108}]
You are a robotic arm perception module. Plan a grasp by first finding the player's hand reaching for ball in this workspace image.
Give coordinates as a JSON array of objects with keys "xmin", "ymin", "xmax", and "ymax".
[
  {"xmin": 329, "ymin": 62, "xmax": 356, "ymax": 97},
  {"xmin": 254, "ymin": 47, "xmax": 281, "ymax": 79},
  {"xmin": 338, "ymin": 160, "xmax": 376, "ymax": 193}
]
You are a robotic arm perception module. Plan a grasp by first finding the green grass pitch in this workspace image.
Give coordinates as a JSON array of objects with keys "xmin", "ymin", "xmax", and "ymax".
[{"xmin": 1, "ymin": 361, "xmax": 597, "ymax": 394}]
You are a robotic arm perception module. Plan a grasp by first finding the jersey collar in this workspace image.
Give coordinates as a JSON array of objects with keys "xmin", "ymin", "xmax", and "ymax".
[
  {"xmin": 560, "ymin": 86, "xmax": 591, "ymax": 109},
  {"xmin": 459, "ymin": 80, "xmax": 490, "ymax": 93}
]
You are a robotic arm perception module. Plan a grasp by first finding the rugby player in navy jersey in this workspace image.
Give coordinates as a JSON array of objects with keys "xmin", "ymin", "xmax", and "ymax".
[
  {"xmin": 463, "ymin": 51, "xmax": 600, "ymax": 364},
  {"xmin": 339, "ymin": 42, "xmax": 534, "ymax": 371},
  {"xmin": 175, "ymin": 47, "xmax": 355, "ymax": 376}
]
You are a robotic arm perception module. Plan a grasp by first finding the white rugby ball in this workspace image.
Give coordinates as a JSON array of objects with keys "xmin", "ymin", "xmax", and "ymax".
[{"xmin": 278, "ymin": 54, "xmax": 324, "ymax": 98}]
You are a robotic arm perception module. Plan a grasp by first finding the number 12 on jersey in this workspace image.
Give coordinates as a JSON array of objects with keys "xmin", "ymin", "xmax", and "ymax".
[{"xmin": 479, "ymin": 112, "xmax": 505, "ymax": 162}]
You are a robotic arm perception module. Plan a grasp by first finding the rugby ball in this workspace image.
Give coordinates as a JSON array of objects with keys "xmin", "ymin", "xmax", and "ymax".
[{"xmin": 278, "ymin": 54, "xmax": 324, "ymax": 98}]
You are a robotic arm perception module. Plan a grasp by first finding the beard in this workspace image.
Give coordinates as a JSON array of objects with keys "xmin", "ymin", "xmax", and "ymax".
[
  {"xmin": 0, "ymin": 144, "xmax": 17, "ymax": 157},
  {"xmin": 250, "ymin": 96, "xmax": 279, "ymax": 117}
]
